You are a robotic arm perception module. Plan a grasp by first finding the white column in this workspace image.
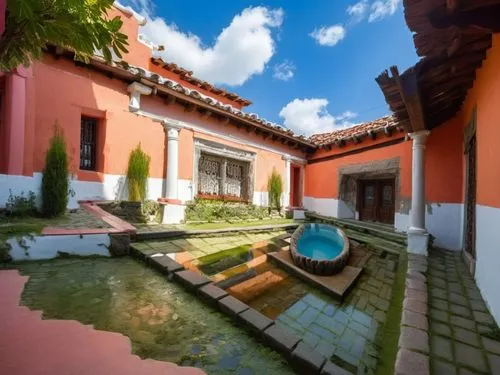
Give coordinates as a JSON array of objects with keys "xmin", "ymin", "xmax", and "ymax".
[
  {"xmin": 408, "ymin": 130, "xmax": 430, "ymax": 255},
  {"xmin": 165, "ymin": 124, "xmax": 180, "ymax": 200},
  {"xmin": 283, "ymin": 155, "xmax": 291, "ymax": 209},
  {"xmin": 161, "ymin": 121, "xmax": 184, "ymax": 224}
]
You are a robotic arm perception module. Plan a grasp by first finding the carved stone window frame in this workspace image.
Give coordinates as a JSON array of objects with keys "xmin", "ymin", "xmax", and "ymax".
[{"xmin": 193, "ymin": 138, "xmax": 256, "ymax": 202}]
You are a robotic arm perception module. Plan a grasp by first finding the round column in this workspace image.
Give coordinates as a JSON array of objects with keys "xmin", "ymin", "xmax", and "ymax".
[
  {"xmin": 409, "ymin": 130, "xmax": 430, "ymax": 232},
  {"xmin": 283, "ymin": 155, "xmax": 291, "ymax": 208},
  {"xmin": 164, "ymin": 123, "xmax": 181, "ymax": 200}
]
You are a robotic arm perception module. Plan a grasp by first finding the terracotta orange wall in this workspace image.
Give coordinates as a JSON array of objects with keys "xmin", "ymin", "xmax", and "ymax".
[
  {"xmin": 304, "ymin": 136, "xmax": 412, "ymax": 199},
  {"xmin": 460, "ymin": 34, "xmax": 500, "ymax": 209},
  {"xmin": 32, "ymin": 56, "xmax": 166, "ymax": 181}
]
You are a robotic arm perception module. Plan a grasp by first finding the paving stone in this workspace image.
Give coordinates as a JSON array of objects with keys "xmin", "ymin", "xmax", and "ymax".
[
  {"xmin": 350, "ymin": 335, "xmax": 366, "ymax": 358},
  {"xmin": 373, "ymin": 310, "xmax": 387, "ymax": 323},
  {"xmin": 402, "ymin": 309, "xmax": 428, "ymax": 331},
  {"xmin": 395, "ymin": 348, "xmax": 429, "ymax": 375},
  {"xmin": 263, "ymin": 324, "xmax": 301, "ymax": 355},
  {"xmin": 399, "ymin": 326, "xmax": 429, "ymax": 354},
  {"xmin": 431, "ymin": 335, "xmax": 453, "ymax": 361},
  {"xmin": 218, "ymin": 296, "xmax": 250, "ymax": 318},
  {"xmin": 448, "ymin": 283, "xmax": 463, "ymax": 294},
  {"xmin": 482, "ymin": 337, "xmax": 500, "ymax": 355},
  {"xmin": 352, "ymin": 309, "xmax": 372, "ymax": 328},
  {"xmin": 315, "ymin": 340, "xmax": 336, "ymax": 359},
  {"xmin": 303, "ymin": 293, "xmax": 328, "ymax": 311},
  {"xmin": 450, "ymin": 304, "xmax": 473, "ymax": 319},
  {"xmin": 320, "ymin": 360, "xmax": 353, "ymax": 375},
  {"xmin": 338, "ymin": 328, "xmax": 356, "ymax": 351},
  {"xmin": 470, "ymin": 299, "xmax": 488, "ymax": 313},
  {"xmin": 298, "ymin": 307, "xmax": 321, "ymax": 328},
  {"xmin": 432, "ymin": 322, "xmax": 452, "ymax": 337},
  {"xmin": 238, "ymin": 308, "xmax": 273, "ymax": 334},
  {"xmin": 432, "ymin": 359, "xmax": 457, "ymax": 375},
  {"xmin": 455, "ymin": 342, "xmax": 488, "ymax": 373},
  {"xmin": 477, "ymin": 324, "xmax": 495, "ymax": 335},
  {"xmin": 404, "ymin": 298, "xmax": 428, "ymax": 315},
  {"xmin": 350, "ymin": 320, "xmax": 371, "ymax": 338},
  {"xmin": 406, "ymin": 288, "xmax": 428, "ymax": 303},
  {"xmin": 487, "ymin": 354, "xmax": 500, "ymax": 375},
  {"xmin": 431, "ymin": 298, "xmax": 449, "ymax": 311},
  {"xmin": 406, "ymin": 278, "xmax": 427, "ymax": 292},
  {"xmin": 173, "ymin": 270, "xmax": 211, "ymax": 291},
  {"xmin": 432, "ymin": 277, "xmax": 447, "ymax": 289},
  {"xmin": 450, "ymin": 315, "xmax": 476, "ymax": 331},
  {"xmin": 334, "ymin": 309, "xmax": 349, "ymax": 325},
  {"xmin": 148, "ymin": 254, "xmax": 185, "ymax": 274},
  {"xmin": 286, "ymin": 300, "xmax": 308, "ymax": 318},
  {"xmin": 430, "ymin": 308, "xmax": 449, "ymax": 323},
  {"xmin": 466, "ymin": 288, "xmax": 483, "ymax": 301},
  {"xmin": 309, "ymin": 323, "xmax": 337, "ymax": 343},
  {"xmin": 303, "ymin": 330, "xmax": 321, "ymax": 347},
  {"xmin": 407, "ymin": 270, "xmax": 426, "ymax": 283},
  {"xmin": 448, "ymin": 292, "xmax": 468, "ymax": 307},
  {"xmin": 458, "ymin": 369, "xmax": 478, "ymax": 375},
  {"xmin": 291, "ymin": 342, "xmax": 327, "ymax": 373},
  {"xmin": 453, "ymin": 327, "xmax": 480, "ymax": 347},
  {"xmin": 473, "ymin": 310, "xmax": 496, "ymax": 325},
  {"xmin": 197, "ymin": 283, "xmax": 228, "ymax": 304},
  {"xmin": 323, "ymin": 304, "xmax": 337, "ymax": 317}
]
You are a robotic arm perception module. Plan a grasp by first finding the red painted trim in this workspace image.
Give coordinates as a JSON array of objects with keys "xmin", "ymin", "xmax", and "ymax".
[{"xmin": 158, "ymin": 198, "xmax": 183, "ymax": 205}]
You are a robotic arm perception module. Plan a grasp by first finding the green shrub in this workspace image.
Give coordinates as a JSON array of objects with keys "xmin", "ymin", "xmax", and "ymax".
[
  {"xmin": 5, "ymin": 190, "xmax": 37, "ymax": 217},
  {"xmin": 184, "ymin": 198, "xmax": 268, "ymax": 222},
  {"xmin": 42, "ymin": 126, "xmax": 69, "ymax": 217},
  {"xmin": 267, "ymin": 168, "xmax": 283, "ymax": 212},
  {"xmin": 127, "ymin": 144, "xmax": 151, "ymax": 202}
]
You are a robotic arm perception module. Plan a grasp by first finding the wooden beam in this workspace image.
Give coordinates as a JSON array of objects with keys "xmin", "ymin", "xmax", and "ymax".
[
  {"xmin": 200, "ymin": 109, "xmax": 212, "ymax": 119},
  {"xmin": 390, "ymin": 66, "xmax": 427, "ymax": 132},
  {"xmin": 184, "ymin": 103, "xmax": 196, "ymax": 113},
  {"xmin": 220, "ymin": 117, "xmax": 230, "ymax": 125},
  {"xmin": 164, "ymin": 95, "xmax": 176, "ymax": 105}
]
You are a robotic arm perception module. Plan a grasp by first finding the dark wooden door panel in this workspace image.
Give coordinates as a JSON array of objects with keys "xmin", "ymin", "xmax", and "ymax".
[
  {"xmin": 360, "ymin": 181, "xmax": 377, "ymax": 222},
  {"xmin": 359, "ymin": 179, "xmax": 395, "ymax": 224},
  {"xmin": 379, "ymin": 180, "xmax": 395, "ymax": 224}
]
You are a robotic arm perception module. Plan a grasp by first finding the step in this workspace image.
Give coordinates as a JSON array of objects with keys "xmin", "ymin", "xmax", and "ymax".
[
  {"xmin": 305, "ymin": 212, "xmax": 407, "ymax": 246},
  {"xmin": 344, "ymin": 229, "xmax": 405, "ymax": 255}
]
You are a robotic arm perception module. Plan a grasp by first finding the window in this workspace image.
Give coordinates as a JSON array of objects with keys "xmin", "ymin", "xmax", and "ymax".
[{"xmin": 80, "ymin": 116, "xmax": 98, "ymax": 170}]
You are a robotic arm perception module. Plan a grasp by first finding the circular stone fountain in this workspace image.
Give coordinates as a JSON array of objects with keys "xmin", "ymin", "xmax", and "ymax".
[{"xmin": 290, "ymin": 223, "xmax": 350, "ymax": 276}]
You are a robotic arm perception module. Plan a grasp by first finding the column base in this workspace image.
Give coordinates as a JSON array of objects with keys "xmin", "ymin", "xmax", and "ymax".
[
  {"xmin": 407, "ymin": 229, "xmax": 429, "ymax": 256},
  {"xmin": 161, "ymin": 203, "xmax": 186, "ymax": 224}
]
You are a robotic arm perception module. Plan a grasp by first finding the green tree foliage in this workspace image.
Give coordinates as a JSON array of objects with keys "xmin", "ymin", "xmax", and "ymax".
[
  {"xmin": 267, "ymin": 168, "xmax": 283, "ymax": 212},
  {"xmin": 127, "ymin": 144, "xmax": 150, "ymax": 202},
  {"xmin": 42, "ymin": 126, "xmax": 69, "ymax": 217},
  {"xmin": 1, "ymin": 0, "xmax": 128, "ymax": 71}
]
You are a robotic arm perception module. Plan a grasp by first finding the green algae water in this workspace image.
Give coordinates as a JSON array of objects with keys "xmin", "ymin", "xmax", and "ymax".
[{"xmin": 16, "ymin": 258, "xmax": 294, "ymax": 375}]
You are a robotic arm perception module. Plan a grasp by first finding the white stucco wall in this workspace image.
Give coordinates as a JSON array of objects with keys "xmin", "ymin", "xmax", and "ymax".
[
  {"xmin": 303, "ymin": 197, "xmax": 339, "ymax": 217},
  {"xmin": 475, "ymin": 204, "xmax": 500, "ymax": 325},
  {"xmin": 0, "ymin": 173, "xmax": 164, "ymax": 209},
  {"xmin": 7, "ymin": 234, "xmax": 111, "ymax": 261}
]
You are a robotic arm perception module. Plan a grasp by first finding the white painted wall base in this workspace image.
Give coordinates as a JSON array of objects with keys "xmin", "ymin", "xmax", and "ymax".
[
  {"xmin": 395, "ymin": 203, "xmax": 463, "ymax": 251},
  {"xmin": 178, "ymin": 179, "xmax": 194, "ymax": 202},
  {"xmin": 162, "ymin": 204, "xmax": 186, "ymax": 224},
  {"xmin": 337, "ymin": 200, "xmax": 355, "ymax": 219},
  {"xmin": 303, "ymin": 197, "xmax": 339, "ymax": 218},
  {"xmin": 293, "ymin": 209, "xmax": 306, "ymax": 220},
  {"xmin": 7, "ymin": 234, "xmax": 111, "ymax": 261},
  {"xmin": 475, "ymin": 204, "xmax": 500, "ymax": 325},
  {"xmin": 253, "ymin": 191, "xmax": 269, "ymax": 207},
  {"xmin": 407, "ymin": 229, "xmax": 429, "ymax": 256},
  {"xmin": 0, "ymin": 173, "xmax": 164, "ymax": 210}
]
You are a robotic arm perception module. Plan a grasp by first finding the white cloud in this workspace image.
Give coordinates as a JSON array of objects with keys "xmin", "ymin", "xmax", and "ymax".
[
  {"xmin": 347, "ymin": 0, "xmax": 369, "ymax": 24},
  {"xmin": 273, "ymin": 60, "xmax": 295, "ymax": 81},
  {"xmin": 309, "ymin": 25, "xmax": 346, "ymax": 47},
  {"xmin": 137, "ymin": 6, "xmax": 284, "ymax": 86},
  {"xmin": 279, "ymin": 98, "xmax": 358, "ymax": 136},
  {"xmin": 369, "ymin": 0, "xmax": 401, "ymax": 22}
]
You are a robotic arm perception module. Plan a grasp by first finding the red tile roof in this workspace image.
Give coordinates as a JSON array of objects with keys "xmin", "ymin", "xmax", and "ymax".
[{"xmin": 309, "ymin": 115, "xmax": 403, "ymax": 146}]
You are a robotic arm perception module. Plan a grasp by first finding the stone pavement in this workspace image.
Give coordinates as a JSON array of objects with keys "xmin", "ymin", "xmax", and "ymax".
[
  {"xmin": 427, "ymin": 249, "xmax": 500, "ymax": 375},
  {"xmin": 273, "ymin": 248, "xmax": 399, "ymax": 373},
  {"xmin": 0, "ymin": 270, "xmax": 203, "ymax": 375}
]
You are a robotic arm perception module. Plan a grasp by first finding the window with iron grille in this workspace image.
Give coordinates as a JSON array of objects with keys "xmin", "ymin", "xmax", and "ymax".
[{"xmin": 80, "ymin": 117, "xmax": 97, "ymax": 170}]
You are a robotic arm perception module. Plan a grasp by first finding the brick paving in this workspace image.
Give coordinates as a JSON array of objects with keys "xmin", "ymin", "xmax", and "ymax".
[
  {"xmin": 272, "ymin": 248, "xmax": 399, "ymax": 373},
  {"xmin": 53, "ymin": 208, "xmax": 112, "ymax": 229},
  {"xmin": 427, "ymin": 249, "xmax": 500, "ymax": 375}
]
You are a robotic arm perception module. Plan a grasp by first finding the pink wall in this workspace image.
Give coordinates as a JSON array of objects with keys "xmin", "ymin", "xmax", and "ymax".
[{"xmin": 0, "ymin": 0, "xmax": 5, "ymax": 36}]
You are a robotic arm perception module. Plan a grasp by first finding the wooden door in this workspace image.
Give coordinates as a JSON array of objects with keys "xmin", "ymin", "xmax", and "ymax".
[
  {"xmin": 359, "ymin": 179, "xmax": 395, "ymax": 224},
  {"xmin": 378, "ymin": 180, "xmax": 395, "ymax": 224},
  {"xmin": 291, "ymin": 165, "xmax": 301, "ymax": 207},
  {"xmin": 360, "ymin": 181, "xmax": 377, "ymax": 221}
]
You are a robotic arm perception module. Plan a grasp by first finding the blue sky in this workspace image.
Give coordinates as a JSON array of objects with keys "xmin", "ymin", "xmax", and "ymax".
[{"xmin": 122, "ymin": 0, "xmax": 418, "ymax": 136}]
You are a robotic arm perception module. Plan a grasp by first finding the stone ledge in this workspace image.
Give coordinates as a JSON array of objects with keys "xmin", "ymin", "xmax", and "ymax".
[
  {"xmin": 218, "ymin": 296, "xmax": 250, "ymax": 318},
  {"xmin": 395, "ymin": 348, "xmax": 429, "ymax": 375},
  {"xmin": 173, "ymin": 270, "xmax": 211, "ymax": 291},
  {"xmin": 148, "ymin": 254, "xmax": 184, "ymax": 275},
  {"xmin": 399, "ymin": 326, "xmax": 429, "ymax": 354},
  {"xmin": 197, "ymin": 283, "xmax": 228, "ymax": 305},
  {"xmin": 320, "ymin": 360, "xmax": 354, "ymax": 375},
  {"xmin": 237, "ymin": 308, "xmax": 274, "ymax": 335},
  {"xmin": 263, "ymin": 324, "xmax": 301, "ymax": 356},
  {"xmin": 402, "ymin": 309, "xmax": 428, "ymax": 331},
  {"xmin": 403, "ymin": 298, "xmax": 428, "ymax": 315},
  {"xmin": 290, "ymin": 342, "xmax": 327, "ymax": 373}
]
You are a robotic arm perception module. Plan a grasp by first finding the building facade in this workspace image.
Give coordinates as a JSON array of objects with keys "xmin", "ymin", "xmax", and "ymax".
[{"xmin": 0, "ymin": 1, "xmax": 499, "ymax": 321}]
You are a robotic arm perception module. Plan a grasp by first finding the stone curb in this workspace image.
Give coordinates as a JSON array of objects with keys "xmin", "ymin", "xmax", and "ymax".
[
  {"xmin": 134, "ymin": 224, "xmax": 299, "ymax": 241},
  {"xmin": 130, "ymin": 247, "xmax": 353, "ymax": 374},
  {"xmin": 395, "ymin": 254, "xmax": 430, "ymax": 375}
]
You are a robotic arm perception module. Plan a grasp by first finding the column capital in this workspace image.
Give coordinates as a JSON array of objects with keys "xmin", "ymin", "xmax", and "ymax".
[
  {"xmin": 409, "ymin": 130, "xmax": 430, "ymax": 145},
  {"xmin": 282, "ymin": 155, "xmax": 291, "ymax": 162},
  {"xmin": 162, "ymin": 120, "xmax": 182, "ymax": 140}
]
